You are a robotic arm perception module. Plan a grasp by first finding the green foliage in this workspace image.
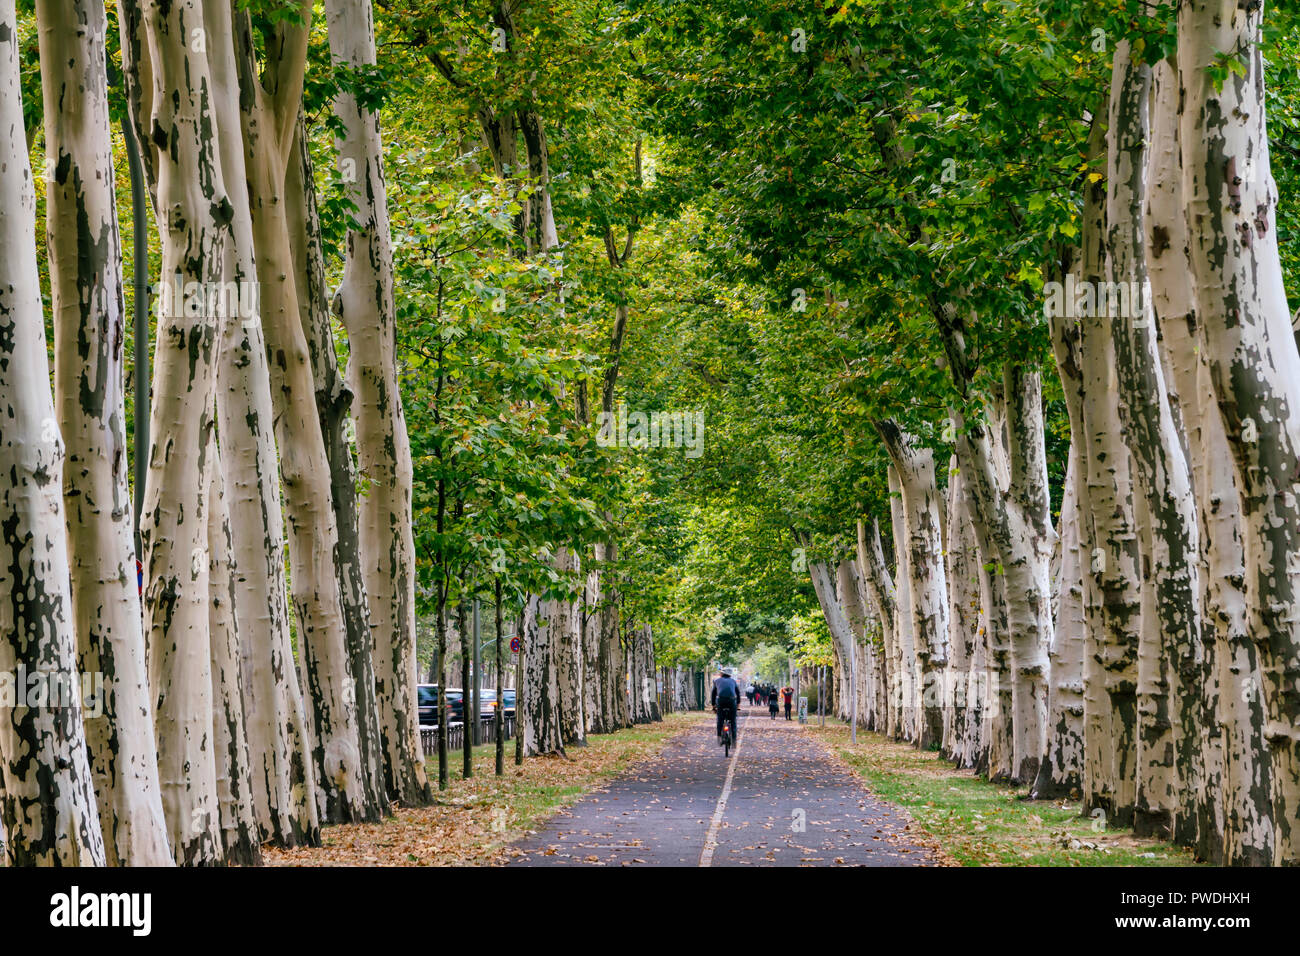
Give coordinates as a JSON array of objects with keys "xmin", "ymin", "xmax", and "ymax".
[{"xmin": 789, "ymin": 609, "xmax": 834, "ymax": 669}]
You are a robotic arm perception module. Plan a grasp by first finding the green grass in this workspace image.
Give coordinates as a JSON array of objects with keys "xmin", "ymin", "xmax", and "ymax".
[{"xmin": 810, "ymin": 721, "xmax": 1202, "ymax": 867}]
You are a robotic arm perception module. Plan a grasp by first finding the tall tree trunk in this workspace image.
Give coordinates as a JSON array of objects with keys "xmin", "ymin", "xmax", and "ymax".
[
  {"xmin": 205, "ymin": 0, "xmax": 320, "ymax": 846},
  {"xmin": 1078, "ymin": 295, "xmax": 1142, "ymax": 827},
  {"xmin": 582, "ymin": 564, "xmax": 603, "ymax": 735},
  {"xmin": 1179, "ymin": 0, "xmax": 1300, "ymax": 865},
  {"xmin": 1032, "ymin": 447, "xmax": 1086, "ymax": 800},
  {"xmin": 887, "ymin": 466, "xmax": 918, "ymax": 742},
  {"xmin": 206, "ymin": 453, "xmax": 262, "ymax": 865},
  {"xmin": 460, "ymin": 597, "xmax": 472, "ymax": 778},
  {"xmin": 551, "ymin": 548, "xmax": 586, "ymax": 746},
  {"xmin": 286, "ymin": 113, "xmax": 387, "ymax": 820},
  {"xmin": 135, "ymin": 0, "xmax": 234, "ymax": 866},
  {"xmin": 237, "ymin": 7, "xmax": 372, "ymax": 825},
  {"xmin": 0, "ymin": 0, "xmax": 106, "ymax": 865},
  {"xmin": 950, "ymin": 406, "xmax": 1015, "ymax": 778},
  {"xmin": 810, "ymin": 560, "xmax": 857, "ymax": 713},
  {"xmin": 944, "ymin": 459, "xmax": 980, "ymax": 769},
  {"xmin": 515, "ymin": 599, "xmax": 526, "ymax": 766},
  {"xmin": 876, "ymin": 422, "xmax": 948, "ymax": 749},
  {"xmin": 950, "ymin": 370, "xmax": 1053, "ymax": 785},
  {"xmin": 839, "ymin": 559, "xmax": 871, "ymax": 727},
  {"xmin": 1109, "ymin": 40, "xmax": 1200, "ymax": 841},
  {"xmin": 628, "ymin": 623, "xmax": 660, "ymax": 724},
  {"xmin": 495, "ymin": 581, "xmax": 505, "ymax": 776},
  {"xmin": 38, "ymin": 0, "xmax": 170, "ymax": 866},
  {"xmin": 599, "ymin": 542, "xmax": 627, "ymax": 731},
  {"xmin": 324, "ymin": 0, "xmax": 430, "ymax": 807},
  {"xmin": 857, "ymin": 519, "xmax": 898, "ymax": 735},
  {"xmin": 1046, "ymin": 118, "xmax": 1118, "ymax": 822},
  {"xmin": 1149, "ymin": 100, "xmax": 1272, "ymax": 858},
  {"xmin": 522, "ymin": 596, "xmax": 564, "ymax": 755},
  {"xmin": 1069, "ymin": 104, "xmax": 1142, "ymax": 826}
]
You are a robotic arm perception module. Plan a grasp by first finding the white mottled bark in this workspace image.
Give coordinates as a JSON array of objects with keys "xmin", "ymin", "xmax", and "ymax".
[
  {"xmin": 857, "ymin": 519, "xmax": 897, "ymax": 733},
  {"xmin": 944, "ymin": 458, "xmax": 980, "ymax": 768},
  {"xmin": 951, "ymin": 368, "xmax": 1053, "ymax": 784},
  {"xmin": 38, "ymin": 0, "xmax": 170, "ymax": 866},
  {"xmin": 628, "ymin": 623, "xmax": 660, "ymax": 724},
  {"xmin": 887, "ymin": 466, "xmax": 917, "ymax": 741},
  {"xmin": 582, "ymin": 563, "xmax": 603, "ymax": 734},
  {"xmin": 951, "ymin": 403, "xmax": 1015, "ymax": 781},
  {"xmin": 811, "ymin": 559, "xmax": 857, "ymax": 721},
  {"xmin": 206, "ymin": 456, "xmax": 262, "ymax": 865},
  {"xmin": 551, "ymin": 549, "xmax": 586, "ymax": 745},
  {"xmin": 325, "ymin": 0, "xmax": 429, "ymax": 806},
  {"xmin": 1179, "ymin": 0, "xmax": 1300, "ymax": 865},
  {"xmin": 286, "ymin": 116, "xmax": 387, "ymax": 819},
  {"xmin": 1078, "ymin": 299, "xmax": 1141, "ymax": 825},
  {"xmin": 1033, "ymin": 447, "xmax": 1086, "ymax": 800},
  {"xmin": 876, "ymin": 422, "xmax": 949, "ymax": 749},
  {"xmin": 238, "ymin": 5, "xmax": 372, "ymax": 824},
  {"xmin": 521, "ymin": 596, "xmax": 563, "ymax": 755},
  {"xmin": 598, "ymin": 543, "xmax": 627, "ymax": 731},
  {"xmin": 207, "ymin": 0, "xmax": 320, "ymax": 843},
  {"xmin": 137, "ymin": 0, "xmax": 228, "ymax": 866},
  {"xmin": 844, "ymin": 559, "xmax": 878, "ymax": 729},
  {"xmin": 1108, "ymin": 41, "xmax": 1199, "ymax": 839},
  {"xmin": 0, "ymin": 0, "xmax": 106, "ymax": 864},
  {"xmin": 1071, "ymin": 110, "xmax": 1142, "ymax": 824},
  {"xmin": 1046, "ymin": 117, "xmax": 1117, "ymax": 817}
]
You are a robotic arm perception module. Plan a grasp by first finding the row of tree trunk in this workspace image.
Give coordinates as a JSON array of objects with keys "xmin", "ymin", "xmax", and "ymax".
[
  {"xmin": 0, "ymin": 0, "xmax": 430, "ymax": 865},
  {"xmin": 810, "ymin": 5, "xmax": 1300, "ymax": 866}
]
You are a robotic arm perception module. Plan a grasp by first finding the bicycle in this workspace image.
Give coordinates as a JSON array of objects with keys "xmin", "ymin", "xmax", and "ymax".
[{"xmin": 720, "ymin": 712, "xmax": 735, "ymax": 757}]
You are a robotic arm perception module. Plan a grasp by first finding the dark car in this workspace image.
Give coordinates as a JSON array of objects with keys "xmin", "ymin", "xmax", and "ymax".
[
  {"xmin": 478, "ymin": 688, "xmax": 517, "ymax": 717},
  {"xmin": 418, "ymin": 685, "xmax": 468, "ymax": 725},
  {"xmin": 444, "ymin": 688, "xmax": 467, "ymax": 724},
  {"xmin": 417, "ymin": 684, "xmax": 439, "ymax": 726}
]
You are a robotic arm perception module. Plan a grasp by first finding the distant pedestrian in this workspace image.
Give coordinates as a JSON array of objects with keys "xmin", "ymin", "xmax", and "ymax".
[
  {"xmin": 768, "ymin": 689, "xmax": 779, "ymax": 719},
  {"xmin": 782, "ymin": 685, "xmax": 794, "ymax": 720},
  {"xmin": 746, "ymin": 685, "xmax": 755, "ymax": 706}
]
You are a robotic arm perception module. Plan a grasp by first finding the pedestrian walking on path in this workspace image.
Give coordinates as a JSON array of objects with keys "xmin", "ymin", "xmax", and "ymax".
[
  {"xmin": 768, "ymin": 689, "xmax": 779, "ymax": 719},
  {"xmin": 782, "ymin": 685, "xmax": 794, "ymax": 720}
]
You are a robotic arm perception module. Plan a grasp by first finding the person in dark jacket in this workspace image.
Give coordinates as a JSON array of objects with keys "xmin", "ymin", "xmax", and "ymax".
[
  {"xmin": 768, "ymin": 685, "xmax": 779, "ymax": 719},
  {"xmin": 711, "ymin": 669, "xmax": 740, "ymax": 742}
]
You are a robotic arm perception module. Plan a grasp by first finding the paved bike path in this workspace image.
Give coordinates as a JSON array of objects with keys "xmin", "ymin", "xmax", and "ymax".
[{"xmin": 506, "ymin": 705, "xmax": 937, "ymax": 867}]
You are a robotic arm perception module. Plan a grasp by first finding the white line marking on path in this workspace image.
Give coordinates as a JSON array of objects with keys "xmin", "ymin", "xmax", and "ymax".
[{"xmin": 699, "ymin": 710, "xmax": 745, "ymax": 867}]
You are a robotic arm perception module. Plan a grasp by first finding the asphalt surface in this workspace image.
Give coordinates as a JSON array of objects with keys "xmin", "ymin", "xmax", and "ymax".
[{"xmin": 508, "ymin": 703, "xmax": 937, "ymax": 867}]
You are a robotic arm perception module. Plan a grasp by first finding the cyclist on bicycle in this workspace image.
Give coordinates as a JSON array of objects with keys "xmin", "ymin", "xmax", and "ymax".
[{"xmin": 710, "ymin": 669, "xmax": 740, "ymax": 744}]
